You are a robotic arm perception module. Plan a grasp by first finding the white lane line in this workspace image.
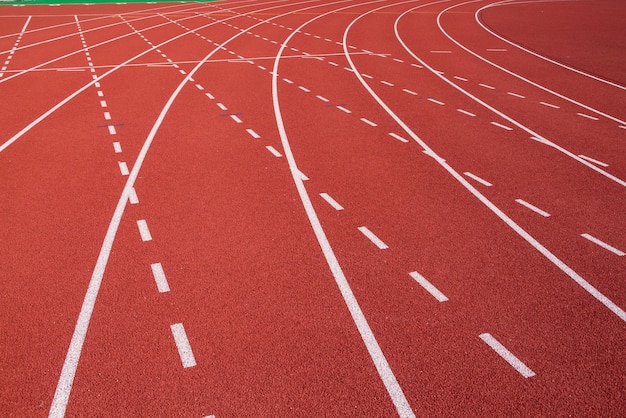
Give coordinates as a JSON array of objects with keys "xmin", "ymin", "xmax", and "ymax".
[
  {"xmin": 108, "ymin": 125, "xmax": 117, "ymax": 135},
  {"xmin": 266, "ymin": 145, "xmax": 282, "ymax": 157},
  {"xmin": 337, "ymin": 105, "xmax": 351, "ymax": 114},
  {"xmin": 179, "ymin": 69, "xmax": 186, "ymax": 75},
  {"xmin": 486, "ymin": 48, "xmax": 507, "ymax": 52},
  {"xmin": 427, "ymin": 98, "xmax": 445, "ymax": 105},
  {"xmin": 457, "ymin": 108, "xmax": 476, "ymax": 117},
  {"xmin": 393, "ymin": 58, "xmax": 404, "ymax": 63},
  {"xmin": 344, "ymin": 67, "xmax": 354, "ymax": 72},
  {"xmin": 360, "ymin": 117, "xmax": 377, "ymax": 127},
  {"xmin": 298, "ymin": 86, "xmax": 311, "ymax": 92},
  {"xmin": 491, "ymin": 121, "xmax": 513, "ymax": 131},
  {"xmin": 479, "ymin": 83, "xmax": 495, "ymax": 90},
  {"xmin": 463, "ymin": 172, "xmax": 492, "ymax": 187},
  {"xmin": 150, "ymin": 262, "xmax": 170, "ymax": 293},
  {"xmin": 578, "ymin": 154, "xmax": 608, "ymax": 167},
  {"xmin": 112, "ymin": 142, "xmax": 122, "ymax": 153},
  {"xmin": 320, "ymin": 193, "xmax": 344, "ymax": 211},
  {"xmin": 257, "ymin": 65, "xmax": 266, "ymax": 70},
  {"xmin": 170, "ymin": 323, "xmax": 197, "ymax": 368},
  {"xmin": 479, "ymin": 333, "xmax": 535, "ymax": 378},
  {"xmin": 361, "ymin": 73, "xmax": 373, "ymax": 79},
  {"xmin": 230, "ymin": 114, "xmax": 242, "ymax": 123},
  {"xmin": 577, "ymin": 112, "xmax": 599, "ymax": 121},
  {"xmin": 100, "ymin": 100, "xmax": 107, "ymax": 108},
  {"xmin": 389, "ymin": 132, "xmax": 409, "ymax": 143},
  {"xmin": 381, "ymin": 80, "xmax": 394, "ymax": 86},
  {"xmin": 507, "ymin": 92, "xmax": 525, "ymax": 98},
  {"xmin": 217, "ymin": 102, "xmax": 227, "ymax": 110},
  {"xmin": 409, "ymin": 271, "xmax": 448, "ymax": 302},
  {"xmin": 97, "ymin": 91, "xmax": 104, "ymax": 97},
  {"xmin": 581, "ymin": 233, "xmax": 625, "ymax": 256},
  {"xmin": 283, "ymin": 78, "xmax": 294, "ymax": 84},
  {"xmin": 195, "ymin": 84, "xmax": 204, "ymax": 90},
  {"xmin": 358, "ymin": 226, "xmax": 388, "ymax": 249},
  {"xmin": 118, "ymin": 161, "xmax": 129, "ymax": 176},
  {"xmin": 431, "ymin": 50, "xmax": 452, "ymax": 53},
  {"xmin": 329, "ymin": 61, "xmax": 338, "ymax": 66},
  {"xmin": 246, "ymin": 128, "xmax": 260, "ymax": 139},
  {"xmin": 539, "ymin": 101, "xmax": 559, "ymax": 109},
  {"xmin": 411, "ymin": 63, "xmax": 423, "ymax": 68},
  {"xmin": 128, "ymin": 187, "xmax": 139, "ymax": 205},
  {"xmin": 316, "ymin": 95, "xmax": 330, "ymax": 102},
  {"xmin": 205, "ymin": 92, "xmax": 215, "ymax": 100},
  {"xmin": 402, "ymin": 88, "xmax": 418, "ymax": 95},
  {"xmin": 515, "ymin": 199, "xmax": 551, "ymax": 217},
  {"xmin": 136, "ymin": 219, "xmax": 152, "ymax": 242}
]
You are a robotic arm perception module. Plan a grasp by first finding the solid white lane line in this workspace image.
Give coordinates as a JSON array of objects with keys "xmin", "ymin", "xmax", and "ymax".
[
  {"xmin": 515, "ymin": 199, "xmax": 550, "ymax": 217},
  {"xmin": 128, "ymin": 187, "xmax": 139, "ymax": 204},
  {"xmin": 539, "ymin": 101, "xmax": 559, "ymax": 109},
  {"xmin": 337, "ymin": 105, "xmax": 351, "ymax": 113},
  {"xmin": 170, "ymin": 323, "xmax": 196, "ymax": 368},
  {"xmin": 358, "ymin": 226, "xmax": 388, "ymax": 249},
  {"xmin": 360, "ymin": 117, "xmax": 377, "ymax": 127},
  {"xmin": 581, "ymin": 234, "xmax": 625, "ymax": 256},
  {"xmin": 577, "ymin": 112, "xmax": 599, "ymax": 121},
  {"xmin": 507, "ymin": 92, "xmax": 525, "ymax": 98},
  {"xmin": 230, "ymin": 114, "xmax": 242, "ymax": 123},
  {"xmin": 266, "ymin": 145, "xmax": 282, "ymax": 157},
  {"xmin": 457, "ymin": 108, "xmax": 476, "ymax": 117},
  {"xmin": 320, "ymin": 192, "xmax": 344, "ymax": 210},
  {"xmin": 463, "ymin": 172, "xmax": 492, "ymax": 187},
  {"xmin": 150, "ymin": 263, "xmax": 170, "ymax": 293},
  {"xmin": 136, "ymin": 219, "xmax": 152, "ymax": 242},
  {"xmin": 108, "ymin": 125, "xmax": 116, "ymax": 135},
  {"xmin": 246, "ymin": 128, "xmax": 260, "ymax": 139},
  {"xmin": 578, "ymin": 155, "xmax": 608, "ymax": 167},
  {"xmin": 491, "ymin": 121, "xmax": 513, "ymax": 131},
  {"xmin": 113, "ymin": 142, "xmax": 122, "ymax": 153},
  {"xmin": 409, "ymin": 271, "xmax": 448, "ymax": 302},
  {"xmin": 118, "ymin": 161, "xmax": 129, "ymax": 176},
  {"xmin": 479, "ymin": 333, "xmax": 535, "ymax": 378},
  {"xmin": 427, "ymin": 98, "xmax": 445, "ymax": 105},
  {"xmin": 389, "ymin": 132, "xmax": 408, "ymax": 143},
  {"xmin": 479, "ymin": 83, "xmax": 495, "ymax": 89}
]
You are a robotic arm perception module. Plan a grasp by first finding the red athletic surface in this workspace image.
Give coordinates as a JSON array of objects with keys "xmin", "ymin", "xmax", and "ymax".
[{"xmin": 0, "ymin": 0, "xmax": 624, "ymax": 416}]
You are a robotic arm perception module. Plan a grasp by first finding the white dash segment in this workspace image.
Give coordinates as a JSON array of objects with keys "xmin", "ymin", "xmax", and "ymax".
[
  {"xmin": 108, "ymin": 125, "xmax": 117, "ymax": 135},
  {"xmin": 283, "ymin": 78, "xmax": 294, "ymax": 84},
  {"xmin": 540, "ymin": 101, "xmax": 559, "ymax": 109},
  {"xmin": 118, "ymin": 161, "xmax": 129, "ymax": 176},
  {"xmin": 151, "ymin": 263, "xmax": 170, "ymax": 293},
  {"xmin": 246, "ymin": 128, "xmax": 260, "ymax": 139},
  {"xmin": 507, "ymin": 92, "xmax": 525, "ymax": 99},
  {"xmin": 205, "ymin": 92, "xmax": 215, "ymax": 100},
  {"xmin": 337, "ymin": 106, "xmax": 351, "ymax": 114},
  {"xmin": 515, "ymin": 199, "xmax": 551, "ymax": 217},
  {"xmin": 217, "ymin": 103, "xmax": 227, "ymax": 111},
  {"xmin": 577, "ymin": 112, "xmax": 599, "ymax": 121},
  {"xmin": 409, "ymin": 271, "xmax": 448, "ymax": 302},
  {"xmin": 479, "ymin": 83, "xmax": 495, "ymax": 90},
  {"xmin": 136, "ymin": 219, "xmax": 152, "ymax": 242},
  {"xmin": 316, "ymin": 95, "xmax": 329, "ymax": 102},
  {"xmin": 298, "ymin": 86, "xmax": 311, "ymax": 93},
  {"xmin": 100, "ymin": 100, "xmax": 107, "ymax": 108},
  {"xmin": 428, "ymin": 98, "xmax": 445, "ymax": 105},
  {"xmin": 112, "ymin": 142, "xmax": 122, "ymax": 153},
  {"xmin": 389, "ymin": 132, "xmax": 409, "ymax": 143},
  {"xmin": 581, "ymin": 233, "xmax": 625, "ymax": 256},
  {"xmin": 402, "ymin": 88, "xmax": 418, "ymax": 95},
  {"xmin": 358, "ymin": 226, "xmax": 388, "ymax": 249},
  {"xmin": 170, "ymin": 323, "xmax": 197, "ymax": 368},
  {"xmin": 479, "ymin": 333, "xmax": 535, "ymax": 378},
  {"xmin": 320, "ymin": 193, "xmax": 344, "ymax": 211},
  {"xmin": 463, "ymin": 172, "xmax": 492, "ymax": 187},
  {"xmin": 230, "ymin": 114, "xmax": 242, "ymax": 123},
  {"xmin": 491, "ymin": 121, "xmax": 513, "ymax": 131},
  {"xmin": 266, "ymin": 145, "xmax": 282, "ymax": 157},
  {"xmin": 128, "ymin": 187, "xmax": 139, "ymax": 204},
  {"xmin": 195, "ymin": 84, "xmax": 204, "ymax": 91},
  {"xmin": 578, "ymin": 154, "xmax": 608, "ymax": 167},
  {"xmin": 457, "ymin": 108, "xmax": 476, "ymax": 117},
  {"xmin": 381, "ymin": 80, "xmax": 394, "ymax": 87},
  {"xmin": 360, "ymin": 118, "xmax": 377, "ymax": 127},
  {"xmin": 453, "ymin": 75, "xmax": 468, "ymax": 82}
]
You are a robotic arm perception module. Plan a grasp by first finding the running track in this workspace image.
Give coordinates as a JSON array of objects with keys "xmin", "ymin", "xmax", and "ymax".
[{"xmin": 0, "ymin": 0, "xmax": 624, "ymax": 416}]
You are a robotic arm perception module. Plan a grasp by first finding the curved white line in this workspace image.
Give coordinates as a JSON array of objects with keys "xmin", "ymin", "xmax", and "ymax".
[
  {"xmin": 476, "ymin": 0, "xmax": 626, "ymax": 90},
  {"xmin": 272, "ymin": 1, "xmax": 416, "ymax": 416},
  {"xmin": 343, "ymin": 1, "xmax": 625, "ymax": 323},
  {"xmin": 48, "ymin": 1, "xmax": 345, "ymax": 416}
]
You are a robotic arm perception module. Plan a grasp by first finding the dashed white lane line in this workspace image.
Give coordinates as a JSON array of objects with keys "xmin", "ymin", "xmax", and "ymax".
[
  {"xmin": 337, "ymin": 105, "xmax": 351, "ymax": 114},
  {"xmin": 457, "ymin": 108, "xmax": 476, "ymax": 117},
  {"xmin": 136, "ymin": 219, "xmax": 152, "ymax": 242},
  {"xmin": 479, "ymin": 333, "xmax": 535, "ymax": 378},
  {"xmin": 479, "ymin": 83, "xmax": 495, "ymax": 90},
  {"xmin": 578, "ymin": 154, "xmax": 609, "ymax": 167},
  {"xmin": 150, "ymin": 262, "xmax": 171, "ymax": 293},
  {"xmin": 320, "ymin": 192, "xmax": 344, "ymax": 211},
  {"xmin": 298, "ymin": 85, "xmax": 311, "ymax": 92},
  {"xmin": 283, "ymin": 78, "xmax": 294, "ymax": 84},
  {"xmin": 581, "ymin": 233, "xmax": 625, "ymax": 256},
  {"xmin": 515, "ymin": 199, "xmax": 551, "ymax": 217},
  {"xmin": 427, "ymin": 98, "xmax": 445, "ymax": 105},
  {"xmin": 246, "ymin": 128, "xmax": 260, "ymax": 139},
  {"xmin": 329, "ymin": 61, "xmax": 338, "ymax": 66},
  {"xmin": 229, "ymin": 114, "xmax": 242, "ymax": 123},
  {"xmin": 402, "ymin": 88, "xmax": 418, "ymax": 95},
  {"xmin": 389, "ymin": 132, "xmax": 409, "ymax": 143},
  {"xmin": 539, "ymin": 101, "xmax": 559, "ymax": 109},
  {"xmin": 358, "ymin": 226, "xmax": 389, "ymax": 250},
  {"xmin": 170, "ymin": 323, "xmax": 197, "ymax": 368},
  {"xmin": 217, "ymin": 103, "xmax": 227, "ymax": 110},
  {"xmin": 381, "ymin": 80, "xmax": 394, "ymax": 87},
  {"xmin": 409, "ymin": 271, "xmax": 448, "ymax": 302},
  {"xmin": 463, "ymin": 172, "xmax": 493, "ymax": 187},
  {"xmin": 361, "ymin": 73, "xmax": 373, "ymax": 79},
  {"xmin": 316, "ymin": 95, "xmax": 329, "ymax": 102},
  {"xmin": 113, "ymin": 142, "xmax": 122, "ymax": 153},
  {"xmin": 128, "ymin": 187, "xmax": 139, "ymax": 205},
  {"xmin": 118, "ymin": 161, "xmax": 129, "ymax": 176},
  {"xmin": 411, "ymin": 63, "xmax": 423, "ymax": 68},
  {"xmin": 393, "ymin": 58, "xmax": 404, "ymax": 63},
  {"xmin": 195, "ymin": 83, "xmax": 204, "ymax": 91},
  {"xmin": 491, "ymin": 121, "xmax": 513, "ymax": 131},
  {"xmin": 97, "ymin": 91, "xmax": 104, "ymax": 97},
  {"xmin": 507, "ymin": 92, "xmax": 525, "ymax": 99},
  {"xmin": 360, "ymin": 117, "xmax": 377, "ymax": 127},
  {"xmin": 577, "ymin": 112, "xmax": 599, "ymax": 121},
  {"xmin": 100, "ymin": 100, "xmax": 107, "ymax": 108},
  {"xmin": 205, "ymin": 92, "xmax": 215, "ymax": 100},
  {"xmin": 266, "ymin": 145, "xmax": 283, "ymax": 157},
  {"xmin": 486, "ymin": 48, "xmax": 507, "ymax": 52},
  {"xmin": 431, "ymin": 50, "xmax": 452, "ymax": 53},
  {"xmin": 108, "ymin": 125, "xmax": 117, "ymax": 135}
]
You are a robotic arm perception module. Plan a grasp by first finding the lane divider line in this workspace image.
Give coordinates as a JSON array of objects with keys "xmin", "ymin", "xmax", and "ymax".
[
  {"xmin": 409, "ymin": 271, "xmax": 448, "ymax": 302},
  {"xmin": 170, "ymin": 323, "xmax": 197, "ymax": 368},
  {"xmin": 479, "ymin": 333, "xmax": 535, "ymax": 378},
  {"xmin": 319, "ymin": 192, "xmax": 344, "ymax": 211},
  {"xmin": 515, "ymin": 199, "xmax": 551, "ymax": 218},
  {"xmin": 578, "ymin": 154, "xmax": 608, "ymax": 167},
  {"xmin": 137, "ymin": 219, "xmax": 152, "ymax": 242},
  {"xmin": 358, "ymin": 226, "xmax": 389, "ymax": 250},
  {"xmin": 151, "ymin": 263, "xmax": 171, "ymax": 293},
  {"xmin": 581, "ymin": 233, "xmax": 625, "ymax": 257}
]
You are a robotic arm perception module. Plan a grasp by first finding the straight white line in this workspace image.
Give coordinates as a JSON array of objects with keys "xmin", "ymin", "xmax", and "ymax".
[
  {"xmin": 344, "ymin": 67, "xmax": 354, "ymax": 72},
  {"xmin": 479, "ymin": 333, "xmax": 535, "ymax": 378},
  {"xmin": 205, "ymin": 92, "xmax": 214, "ymax": 100},
  {"xmin": 393, "ymin": 58, "xmax": 404, "ymax": 63},
  {"xmin": 491, "ymin": 121, "xmax": 513, "ymax": 131},
  {"xmin": 229, "ymin": 114, "xmax": 242, "ymax": 123},
  {"xmin": 316, "ymin": 95, "xmax": 329, "ymax": 102},
  {"xmin": 298, "ymin": 85, "xmax": 311, "ymax": 92},
  {"xmin": 320, "ymin": 192, "xmax": 344, "ymax": 210},
  {"xmin": 118, "ymin": 161, "xmax": 129, "ymax": 176},
  {"xmin": 479, "ymin": 83, "xmax": 495, "ymax": 90},
  {"xmin": 136, "ymin": 219, "xmax": 152, "ymax": 242},
  {"xmin": 361, "ymin": 73, "xmax": 373, "ymax": 79},
  {"xmin": 283, "ymin": 78, "xmax": 294, "ymax": 84},
  {"xmin": 457, "ymin": 108, "xmax": 476, "ymax": 117},
  {"xmin": 411, "ymin": 63, "xmax": 423, "ymax": 68},
  {"xmin": 409, "ymin": 271, "xmax": 448, "ymax": 302},
  {"xmin": 402, "ymin": 88, "xmax": 417, "ymax": 95},
  {"xmin": 507, "ymin": 92, "xmax": 525, "ymax": 98},
  {"xmin": 463, "ymin": 172, "xmax": 492, "ymax": 187},
  {"xmin": 108, "ymin": 125, "xmax": 116, "ymax": 135},
  {"xmin": 381, "ymin": 80, "xmax": 394, "ymax": 86},
  {"xmin": 427, "ymin": 98, "xmax": 445, "ymax": 105},
  {"xmin": 337, "ymin": 105, "xmax": 351, "ymax": 114},
  {"xmin": 358, "ymin": 226, "xmax": 388, "ymax": 249},
  {"xmin": 581, "ymin": 233, "xmax": 625, "ymax": 256},
  {"xmin": 128, "ymin": 187, "xmax": 139, "ymax": 204},
  {"xmin": 578, "ymin": 154, "xmax": 608, "ymax": 167},
  {"xmin": 266, "ymin": 145, "xmax": 282, "ymax": 157},
  {"xmin": 577, "ymin": 112, "xmax": 599, "ymax": 121},
  {"xmin": 217, "ymin": 103, "xmax": 227, "ymax": 110},
  {"xmin": 299, "ymin": 170, "xmax": 309, "ymax": 181},
  {"xmin": 329, "ymin": 61, "xmax": 338, "ymax": 66},
  {"xmin": 515, "ymin": 199, "xmax": 550, "ymax": 217},
  {"xmin": 486, "ymin": 48, "xmax": 507, "ymax": 52},
  {"xmin": 97, "ymin": 91, "xmax": 104, "ymax": 97},
  {"xmin": 100, "ymin": 100, "xmax": 107, "ymax": 108},
  {"xmin": 360, "ymin": 117, "xmax": 377, "ymax": 127},
  {"xmin": 431, "ymin": 50, "xmax": 451, "ymax": 53},
  {"xmin": 195, "ymin": 83, "xmax": 204, "ymax": 90},
  {"xmin": 150, "ymin": 262, "xmax": 170, "ymax": 293},
  {"xmin": 257, "ymin": 65, "xmax": 266, "ymax": 70},
  {"xmin": 113, "ymin": 142, "xmax": 122, "ymax": 153},
  {"xmin": 539, "ymin": 101, "xmax": 559, "ymax": 109},
  {"xmin": 389, "ymin": 132, "xmax": 408, "ymax": 143},
  {"xmin": 246, "ymin": 128, "xmax": 260, "ymax": 139},
  {"xmin": 170, "ymin": 323, "xmax": 196, "ymax": 368}
]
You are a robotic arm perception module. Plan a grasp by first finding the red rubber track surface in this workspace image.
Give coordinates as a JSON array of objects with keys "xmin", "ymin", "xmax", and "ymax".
[{"xmin": 0, "ymin": 0, "xmax": 624, "ymax": 416}]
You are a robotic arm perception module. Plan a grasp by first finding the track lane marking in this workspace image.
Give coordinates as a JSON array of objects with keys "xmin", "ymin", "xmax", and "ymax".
[
  {"xmin": 457, "ymin": 108, "xmax": 475, "ymax": 117},
  {"xmin": 463, "ymin": 172, "xmax": 492, "ymax": 186},
  {"xmin": 581, "ymin": 234, "xmax": 625, "ymax": 256},
  {"xmin": 409, "ymin": 271, "xmax": 448, "ymax": 302},
  {"xmin": 358, "ymin": 226, "xmax": 388, "ymax": 249},
  {"xmin": 246, "ymin": 128, "xmax": 260, "ymax": 139},
  {"xmin": 151, "ymin": 263, "xmax": 171, "ymax": 293},
  {"xmin": 389, "ymin": 132, "xmax": 408, "ymax": 143},
  {"xmin": 578, "ymin": 155, "xmax": 608, "ymax": 167},
  {"xmin": 479, "ymin": 333, "xmax": 535, "ymax": 378},
  {"xmin": 515, "ymin": 199, "xmax": 550, "ymax": 217},
  {"xmin": 136, "ymin": 220, "xmax": 152, "ymax": 242},
  {"xmin": 170, "ymin": 323, "xmax": 196, "ymax": 368},
  {"xmin": 320, "ymin": 193, "xmax": 344, "ymax": 210},
  {"xmin": 266, "ymin": 145, "xmax": 282, "ymax": 157}
]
